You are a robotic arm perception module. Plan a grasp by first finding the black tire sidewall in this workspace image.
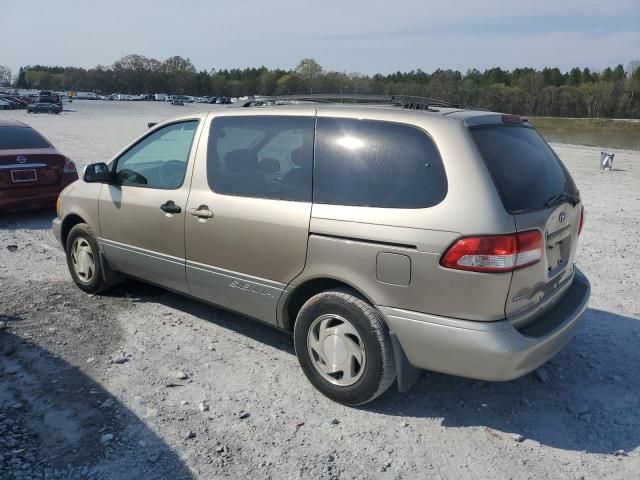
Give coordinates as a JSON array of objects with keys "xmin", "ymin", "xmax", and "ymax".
[
  {"xmin": 65, "ymin": 224, "xmax": 104, "ymax": 293},
  {"xmin": 294, "ymin": 293, "xmax": 388, "ymax": 405}
]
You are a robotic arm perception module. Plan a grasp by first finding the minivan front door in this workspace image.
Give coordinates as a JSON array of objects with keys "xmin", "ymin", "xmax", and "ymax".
[
  {"xmin": 185, "ymin": 112, "xmax": 316, "ymax": 325},
  {"xmin": 99, "ymin": 120, "xmax": 201, "ymax": 293}
]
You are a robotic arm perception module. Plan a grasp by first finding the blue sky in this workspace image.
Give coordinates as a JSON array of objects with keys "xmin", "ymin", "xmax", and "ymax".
[{"xmin": 2, "ymin": 0, "xmax": 638, "ymax": 75}]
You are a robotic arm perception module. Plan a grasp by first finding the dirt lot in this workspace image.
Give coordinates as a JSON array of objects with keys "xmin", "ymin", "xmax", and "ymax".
[{"xmin": 1, "ymin": 102, "xmax": 639, "ymax": 479}]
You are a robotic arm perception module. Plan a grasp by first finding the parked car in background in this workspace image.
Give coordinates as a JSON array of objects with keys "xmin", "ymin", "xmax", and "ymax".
[
  {"xmin": 0, "ymin": 96, "xmax": 24, "ymax": 109},
  {"xmin": 27, "ymin": 103, "xmax": 63, "ymax": 114},
  {"xmin": 0, "ymin": 119, "xmax": 78, "ymax": 211},
  {"xmin": 76, "ymin": 92, "xmax": 99, "ymax": 100},
  {"xmin": 38, "ymin": 90, "xmax": 61, "ymax": 105},
  {"xmin": 0, "ymin": 99, "xmax": 12, "ymax": 110},
  {"xmin": 54, "ymin": 96, "xmax": 590, "ymax": 405}
]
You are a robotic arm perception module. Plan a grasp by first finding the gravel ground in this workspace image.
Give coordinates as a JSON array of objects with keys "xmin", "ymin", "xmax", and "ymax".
[{"xmin": 1, "ymin": 102, "xmax": 639, "ymax": 479}]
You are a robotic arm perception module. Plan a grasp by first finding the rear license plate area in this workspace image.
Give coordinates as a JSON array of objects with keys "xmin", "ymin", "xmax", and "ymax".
[
  {"xmin": 11, "ymin": 169, "xmax": 37, "ymax": 183},
  {"xmin": 546, "ymin": 226, "xmax": 571, "ymax": 277}
]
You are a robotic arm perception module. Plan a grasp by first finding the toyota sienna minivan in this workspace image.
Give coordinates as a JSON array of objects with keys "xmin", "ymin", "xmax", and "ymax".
[{"xmin": 53, "ymin": 96, "xmax": 590, "ymax": 405}]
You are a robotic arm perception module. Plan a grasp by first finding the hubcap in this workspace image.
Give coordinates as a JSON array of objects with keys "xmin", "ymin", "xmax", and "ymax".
[
  {"xmin": 71, "ymin": 237, "xmax": 95, "ymax": 283},
  {"xmin": 307, "ymin": 314, "xmax": 366, "ymax": 386}
]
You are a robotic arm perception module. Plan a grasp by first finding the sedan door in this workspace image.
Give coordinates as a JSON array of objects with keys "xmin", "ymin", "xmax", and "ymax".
[
  {"xmin": 185, "ymin": 111, "xmax": 316, "ymax": 325},
  {"xmin": 99, "ymin": 119, "xmax": 202, "ymax": 293}
]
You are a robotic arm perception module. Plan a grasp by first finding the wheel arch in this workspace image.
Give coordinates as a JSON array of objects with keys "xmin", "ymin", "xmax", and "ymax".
[
  {"xmin": 61, "ymin": 213, "xmax": 87, "ymax": 248},
  {"xmin": 280, "ymin": 276, "xmax": 377, "ymax": 332}
]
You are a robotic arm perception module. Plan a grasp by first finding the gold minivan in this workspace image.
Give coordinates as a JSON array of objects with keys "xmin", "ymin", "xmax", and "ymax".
[{"xmin": 54, "ymin": 96, "xmax": 590, "ymax": 405}]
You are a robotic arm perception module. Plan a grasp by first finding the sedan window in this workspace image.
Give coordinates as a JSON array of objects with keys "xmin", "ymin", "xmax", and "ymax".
[{"xmin": 0, "ymin": 127, "xmax": 50, "ymax": 149}]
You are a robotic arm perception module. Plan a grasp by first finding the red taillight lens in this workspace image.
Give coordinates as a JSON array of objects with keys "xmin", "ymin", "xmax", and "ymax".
[
  {"xmin": 578, "ymin": 205, "xmax": 585, "ymax": 235},
  {"xmin": 441, "ymin": 230, "xmax": 543, "ymax": 273},
  {"xmin": 64, "ymin": 158, "xmax": 76, "ymax": 173},
  {"xmin": 501, "ymin": 114, "xmax": 522, "ymax": 124}
]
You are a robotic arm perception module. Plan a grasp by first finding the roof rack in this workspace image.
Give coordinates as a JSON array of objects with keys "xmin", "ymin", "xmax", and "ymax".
[
  {"xmin": 239, "ymin": 94, "xmax": 464, "ymax": 111},
  {"xmin": 239, "ymin": 94, "xmax": 394, "ymax": 107},
  {"xmin": 390, "ymin": 95, "xmax": 465, "ymax": 110}
]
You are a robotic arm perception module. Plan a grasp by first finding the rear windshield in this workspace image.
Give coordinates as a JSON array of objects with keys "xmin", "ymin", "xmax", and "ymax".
[
  {"xmin": 470, "ymin": 125, "xmax": 578, "ymax": 213},
  {"xmin": 0, "ymin": 127, "xmax": 49, "ymax": 150}
]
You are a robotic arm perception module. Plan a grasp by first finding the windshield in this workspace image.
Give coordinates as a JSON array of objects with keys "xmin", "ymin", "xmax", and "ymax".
[{"xmin": 470, "ymin": 124, "xmax": 578, "ymax": 213}]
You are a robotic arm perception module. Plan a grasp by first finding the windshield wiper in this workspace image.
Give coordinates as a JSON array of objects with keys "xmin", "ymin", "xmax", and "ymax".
[{"xmin": 545, "ymin": 191, "xmax": 580, "ymax": 208}]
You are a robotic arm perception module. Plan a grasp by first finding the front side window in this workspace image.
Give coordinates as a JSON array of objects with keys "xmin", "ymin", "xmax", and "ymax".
[
  {"xmin": 207, "ymin": 116, "xmax": 314, "ymax": 202},
  {"xmin": 314, "ymin": 118, "xmax": 447, "ymax": 208},
  {"xmin": 115, "ymin": 120, "xmax": 198, "ymax": 189}
]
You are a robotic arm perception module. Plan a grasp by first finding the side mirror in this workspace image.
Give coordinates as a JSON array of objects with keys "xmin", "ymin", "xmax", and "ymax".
[
  {"xmin": 259, "ymin": 157, "xmax": 280, "ymax": 173},
  {"xmin": 83, "ymin": 162, "xmax": 112, "ymax": 183}
]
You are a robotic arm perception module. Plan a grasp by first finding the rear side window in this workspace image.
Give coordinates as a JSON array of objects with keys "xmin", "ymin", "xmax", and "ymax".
[
  {"xmin": 207, "ymin": 116, "xmax": 314, "ymax": 202},
  {"xmin": 470, "ymin": 125, "xmax": 578, "ymax": 213},
  {"xmin": 314, "ymin": 118, "xmax": 447, "ymax": 208},
  {"xmin": 0, "ymin": 127, "xmax": 49, "ymax": 149}
]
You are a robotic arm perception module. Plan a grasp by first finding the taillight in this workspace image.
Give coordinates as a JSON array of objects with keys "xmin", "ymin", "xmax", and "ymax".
[
  {"xmin": 63, "ymin": 158, "xmax": 76, "ymax": 173},
  {"xmin": 441, "ymin": 230, "xmax": 543, "ymax": 273},
  {"xmin": 501, "ymin": 114, "xmax": 522, "ymax": 124},
  {"xmin": 578, "ymin": 205, "xmax": 585, "ymax": 235}
]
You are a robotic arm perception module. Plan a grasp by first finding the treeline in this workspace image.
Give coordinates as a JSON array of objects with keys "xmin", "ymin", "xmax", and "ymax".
[{"xmin": 8, "ymin": 55, "xmax": 640, "ymax": 118}]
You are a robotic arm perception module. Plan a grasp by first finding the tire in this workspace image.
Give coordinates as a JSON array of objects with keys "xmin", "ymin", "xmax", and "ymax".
[
  {"xmin": 65, "ymin": 223, "xmax": 108, "ymax": 294},
  {"xmin": 293, "ymin": 288, "xmax": 396, "ymax": 405}
]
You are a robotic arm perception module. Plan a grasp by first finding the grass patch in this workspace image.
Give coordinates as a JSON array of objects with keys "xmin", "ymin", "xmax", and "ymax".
[{"xmin": 529, "ymin": 117, "xmax": 640, "ymax": 133}]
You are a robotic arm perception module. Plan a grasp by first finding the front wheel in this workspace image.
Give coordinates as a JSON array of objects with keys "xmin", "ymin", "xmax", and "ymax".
[
  {"xmin": 65, "ymin": 223, "xmax": 108, "ymax": 294},
  {"xmin": 293, "ymin": 289, "xmax": 396, "ymax": 405}
]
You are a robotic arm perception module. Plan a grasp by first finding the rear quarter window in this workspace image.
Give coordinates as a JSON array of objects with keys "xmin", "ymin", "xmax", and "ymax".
[
  {"xmin": 469, "ymin": 125, "xmax": 578, "ymax": 213},
  {"xmin": 314, "ymin": 118, "xmax": 447, "ymax": 208},
  {"xmin": 0, "ymin": 127, "xmax": 50, "ymax": 149}
]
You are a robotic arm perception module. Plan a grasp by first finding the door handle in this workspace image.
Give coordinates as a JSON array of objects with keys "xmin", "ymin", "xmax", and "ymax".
[
  {"xmin": 160, "ymin": 201, "xmax": 181, "ymax": 214},
  {"xmin": 190, "ymin": 205, "xmax": 213, "ymax": 219}
]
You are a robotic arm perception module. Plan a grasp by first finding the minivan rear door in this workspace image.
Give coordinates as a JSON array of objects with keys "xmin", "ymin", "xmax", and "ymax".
[
  {"xmin": 184, "ymin": 111, "xmax": 316, "ymax": 326},
  {"xmin": 469, "ymin": 122, "xmax": 582, "ymax": 319}
]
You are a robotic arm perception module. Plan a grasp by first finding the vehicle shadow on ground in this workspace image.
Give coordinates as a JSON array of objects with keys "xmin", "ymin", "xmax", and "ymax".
[
  {"xmin": 110, "ymin": 280, "xmax": 295, "ymax": 354},
  {"xmin": 0, "ymin": 326, "xmax": 195, "ymax": 480},
  {"xmin": 369, "ymin": 308, "xmax": 640, "ymax": 455},
  {"xmin": 0, "ymin": 210, "xmax": 56, "ymax": 231},
  {"xmin": 108, "ymin": 281, "xmax": 640, "ymax": 455}
]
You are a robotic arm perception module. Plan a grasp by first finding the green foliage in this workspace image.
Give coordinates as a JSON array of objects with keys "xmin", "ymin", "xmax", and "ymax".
[
  {"xmin": 0, "ymin": 65, "xmax": 11, "ymax": 86},
  {"xmin": 11, "ymin": 56, "xmax": 640, "ymax": 117}
]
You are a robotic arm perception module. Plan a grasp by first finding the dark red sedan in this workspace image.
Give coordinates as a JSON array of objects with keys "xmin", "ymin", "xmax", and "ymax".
[{"xmin": 0, "ymin": 119, "xmax": 78, "ymax": 211}]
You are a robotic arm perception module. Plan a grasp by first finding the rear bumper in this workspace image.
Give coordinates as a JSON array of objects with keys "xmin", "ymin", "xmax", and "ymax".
[
  {"xmin": 378, "ymin": 268, "xmax": 590, "ymax": 381},
  {"xmin": 0, "ymin": 174, "xmax": 77, "ymax": 211}
]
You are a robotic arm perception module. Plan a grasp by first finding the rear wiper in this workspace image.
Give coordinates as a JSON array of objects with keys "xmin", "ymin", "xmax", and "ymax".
[{"xmin": 545, "ymin": 191, "xmax": 580, "ymax": 207}]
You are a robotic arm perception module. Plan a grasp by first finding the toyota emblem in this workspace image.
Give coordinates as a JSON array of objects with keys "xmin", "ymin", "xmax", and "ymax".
[
  {"xmin": 559, "ymin": 211, "xmax": 566, "ymax": 223},
  {"xmin": 16, "ymin": 155, "xmax": 27, "ymax": 164}
]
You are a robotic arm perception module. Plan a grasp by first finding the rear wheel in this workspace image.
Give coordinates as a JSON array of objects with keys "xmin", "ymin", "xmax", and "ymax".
[
  {"xmin": 65, "ymin": 223, "xmax": 108, "ymax": 294},
  {"xmin": 293, "ymin": 289, "xmax": 396, "ymax": 405}
]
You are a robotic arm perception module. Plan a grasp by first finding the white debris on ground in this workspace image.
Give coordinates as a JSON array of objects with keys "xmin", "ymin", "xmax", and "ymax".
[{"xmin": 0, "ymin": 102, "xmax": 639, "ymax": 479}]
